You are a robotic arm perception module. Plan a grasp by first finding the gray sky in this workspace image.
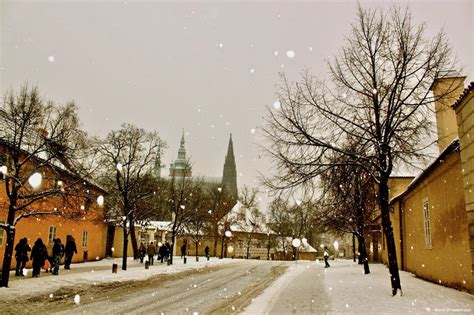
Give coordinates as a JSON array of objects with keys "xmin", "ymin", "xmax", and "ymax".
[{"xmin": 1, "ymin": 0, "xmax": 472, "ymax": 207}]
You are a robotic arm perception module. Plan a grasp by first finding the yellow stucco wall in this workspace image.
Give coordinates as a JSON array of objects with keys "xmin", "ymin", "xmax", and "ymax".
[
  {"xmin": 111, "ymin": 226, "xmax": 140, "ymax": 258},
  {"xmin": 400, "ymin": 151, "xmax": 472, "ymax": 292},
  {"xmin": 431, "ymin": 77, "xmax": 465, "ymax": 152},
  {"xmin": 454, "ymin": 86, "xmax": 474, "ymax": 275}
]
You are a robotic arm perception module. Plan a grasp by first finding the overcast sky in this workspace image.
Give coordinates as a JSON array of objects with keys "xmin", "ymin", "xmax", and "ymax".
[{"xmin": 1, "ymin": 0, "xmax": 472, "ymax": 207}]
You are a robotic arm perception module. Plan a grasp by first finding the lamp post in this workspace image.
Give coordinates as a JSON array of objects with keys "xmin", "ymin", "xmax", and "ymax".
[
  {"xmin": 292, "ymin": 238, "xmax": 301, "ymax": 265},
  {"xmin": 222, "ymin": 230, "xmax": 232, "ymax": 259}
]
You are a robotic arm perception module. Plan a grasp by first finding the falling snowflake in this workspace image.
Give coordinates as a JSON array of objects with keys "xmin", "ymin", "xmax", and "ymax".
[
  {"xmin": 217, "ymin": 187, "xmax": 222, "ymax": 192},
  {"xmin": 250, "ymin": 128, "xmax": 256, "ymax": 134},
  {"xmin": 116, "ymin": 163, "xmax": 123, "ymax": 172},
  {"xmin": 372, "ymin": 88, "xmax": 377, "ymax": 94},
  {"xmin": 309, "ymin": 47, "xmax": 313, "ymax": 52},
  {"xmin": 286, "ymin": 50, "xmax": 295, "ymax": 59},
  {"xmin": 273, "ymin": 100, "xmax": 281, "ymax": 109},
  {"xmin": 74, "ymin": 294, "xmax": 81, "ymax": 305},
  {"xmin": 218, "ymin": 43, "xmax": 224, "ymax": 48},
  {"xmin": 49, "ymin": 293, "xmax": 54, "ymax": 298},
  {"xmin": 232, "ymin": 306, "xmax": 235, "ymax": 311},
  {"xmin": 48, "ymin": 55, "xmax": 55, "ymax": 63},
  {"xmin": 250, "ymin": 68, "xmax": 255, "ymax": 74},
  {"xmin": 274, "ymin": 51, "xmax": 279, "ymax": 56},
  {"xmin": 342, "ymin": 93, "xmax": 347, "ymax": 99}
]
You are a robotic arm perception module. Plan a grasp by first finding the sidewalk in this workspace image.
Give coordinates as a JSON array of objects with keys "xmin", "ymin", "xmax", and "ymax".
[
  {"xmin": 245, "ymin": 259, "xmax": 473, "ymax": 314},
  {"xmin": 0, "ymin": 256, "xmax": 237, "ymax": 300}
]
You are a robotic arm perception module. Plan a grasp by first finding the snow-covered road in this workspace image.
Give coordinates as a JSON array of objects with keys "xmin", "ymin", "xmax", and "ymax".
[{"xmin": 51, "ymin": 260, "xmax": 287, "ymax": 314}]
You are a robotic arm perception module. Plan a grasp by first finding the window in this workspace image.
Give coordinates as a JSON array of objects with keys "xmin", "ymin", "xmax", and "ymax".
[
  {"xmin": 423, "ymin": 199, "xmax": 432, "ymax": 248},
  {"xmin": 0, "ymin": 221, "xmax": 4, "ymax": 246},
  {"xmin": 48, "ymin": 226, "xmax": 57, "ymax": 245},
  {"xmin": 82, "ymin": 231, "xmax": 88, "ymax": 248}
]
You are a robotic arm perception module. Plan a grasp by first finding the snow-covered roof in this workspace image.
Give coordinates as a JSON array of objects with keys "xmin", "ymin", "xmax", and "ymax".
[
  {"xmin": 146, "ymin": 221, "xmax": 172, "ymax": 231},
  {"xmin": 275, "ymin": 237, "xmax": 318, "ymax": 252}
]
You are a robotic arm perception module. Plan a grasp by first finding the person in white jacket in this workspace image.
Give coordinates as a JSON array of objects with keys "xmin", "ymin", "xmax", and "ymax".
[{"xmin": 323, "ymin": 247, "xmax": 330, "ymax": 268}]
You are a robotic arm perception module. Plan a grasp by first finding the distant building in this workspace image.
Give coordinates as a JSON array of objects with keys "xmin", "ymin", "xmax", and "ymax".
[{"xmin": 169, "ymin": 130, "xmax": 192, "ymax": 178}]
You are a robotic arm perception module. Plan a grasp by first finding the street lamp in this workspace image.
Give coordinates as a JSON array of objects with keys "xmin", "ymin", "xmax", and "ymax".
[
  {"xmin": 97, "ymin": 195, "xmax": 105, "ymax": 207},
  {"xmin": 222, "ymin": 230, "xmax": 232, "ymax": 258},
  {"xmin": 292, "ymin": 238, "xmax": 301, "ymax": 264},
  {"xmin": 0, "ymin": 165, "xmax": 7, "ymax": 180},
  {"xmin": 28, "ymin": 172, "xmax": 42, "ymax": 189}
]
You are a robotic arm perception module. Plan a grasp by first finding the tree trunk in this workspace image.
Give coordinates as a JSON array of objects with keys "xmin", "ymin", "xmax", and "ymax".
[
  {"xmin": 129, "ymin": 220, "xmax": 139, "ymax": 260},
  {"xmin": 246, "ymin": 237, "xmax": 252, "ymax": 259},
  {"xmin": 220, "ymin": 233, "xmax": 225, "ymax": 259},
  {"xmin": 122, "ymin": 227, "xmax": 128, "ymax": 270},
  {"xmin": 195, "ymin": 241, "xmax": 199, "ymax": 261},
  {"xmin": 352, "ymin": 233, "xmax": 356, "ymax": 262},
  {"xmin": 379, "ymin": 177, "xmax": 402, "ymax": 295},
  {"xmin": 357, "ymin": 235, "xmax": 370, "ymax": 274},
  {"xmin": 213, "ymin": 224, "xmax": 218, "ymax": 257},
  {"xmin": 169, "ymin": 242, "xmax": 174, "ymax": 265},
  {"xmin": 0, "ymin": 203, "xmax": 17, "ymax": 287}
]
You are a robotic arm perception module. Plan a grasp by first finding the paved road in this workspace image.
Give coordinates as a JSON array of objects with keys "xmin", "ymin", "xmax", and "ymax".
[{"xmin": 51, "ymin": 260, "xmax": 288, "ymax": 315}]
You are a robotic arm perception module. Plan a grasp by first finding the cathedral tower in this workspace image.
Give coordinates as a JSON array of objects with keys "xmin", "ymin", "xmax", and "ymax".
[{"xmin": 222, "ymin": 133, "xmax": 238, "ymax": 200}]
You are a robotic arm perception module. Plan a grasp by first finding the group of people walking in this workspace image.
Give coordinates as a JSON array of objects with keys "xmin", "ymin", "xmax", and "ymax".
[
  {"xmin": 139, "ymin": 241, "xmax": 171, "ymax": 265},
  {"xmin": 14, "ymin": 236, "xmax": 77, "ymax": 278}
]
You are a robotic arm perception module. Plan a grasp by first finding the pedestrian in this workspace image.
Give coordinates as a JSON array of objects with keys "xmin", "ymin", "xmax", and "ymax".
[
  {"xmin": 205, "ymin": 245, "xmax": 210, "ymax": 260},
  {"xmin": 147, "ymin": 241, "xmax": 156, "ymax": 265},
  {"xmin": 52, "ymin": 238, "xmax": 65, "ymax": 275},
  {"xmin": 324, "ymin": 246, "xmax": 331, "ymax": 268},
  {"xmin": 64, "ymin": 236, "xmax": 77, "ymax": 270},
  {"xmin": 139, "ymin": 242, "xmax": 146, "ymax": 263},
  {"xmin": 30, "ymin": 238, "xmax": 47, "ymax": 277},
  {"xmin": 159, "ymin": 244, "xmax": 165, "ymax": 263},
  {"xmin": 165, "ymin": 242, "xmax": 171, "ymax": 261},
  {"xmin": 14, "ymin": 238, "xmax": 31, "ymax": 276},
  {"xmin": 181, "ymin": 243, "xmax": 186, "ymax": 258}
]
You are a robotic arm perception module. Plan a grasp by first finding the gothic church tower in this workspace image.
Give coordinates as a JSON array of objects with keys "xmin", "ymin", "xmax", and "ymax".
[{"xmin": 222, "ymin": 133, "xmax": 238, "ymax": 200}]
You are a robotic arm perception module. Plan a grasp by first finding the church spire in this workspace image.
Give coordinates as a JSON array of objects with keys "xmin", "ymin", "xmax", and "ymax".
[{"xmin": 222, "ymin": 133, "xmax": 238, "ymax": 200}]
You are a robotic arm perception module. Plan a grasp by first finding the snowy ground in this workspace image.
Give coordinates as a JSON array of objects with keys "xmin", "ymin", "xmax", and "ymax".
[
  {"xmin": 244, "ymin": 259, "xmax": 473, "ymax": 314},
  {"xmin": 0, "ymin": 256, "xmax": 237, "ymax": 301}
]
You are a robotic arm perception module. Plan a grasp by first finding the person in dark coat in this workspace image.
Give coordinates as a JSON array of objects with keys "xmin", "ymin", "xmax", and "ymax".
[
  {"xmin": 52, "ymin": 238, "xmax": 65, "ymax": 275},
  {"xmin": 30, "ymin": 238, "xmax": 47, "ymax": 277},
  {"xmin": 64, "ymin": 236, "xmax": 77, "ymax": 270},
  {"xmin": 165, "ymin": 242, "xmax": 171, "ymax": 261},
  {"xmin": 159, "ymin": 244, "xmax": 166, "ymax": 263},
  {"xmin": 139, "ymin": 242, "xmax": 146, "ymax": 263},
  {"xmin": 15, "ymin": 238, "xmax": 31, "ymax": 276},
  {"xmin": 205, "ymin": 246, "xmax": 210, "ymax": 260},
  {"xmin": 181, "ymin": 243, "xmax": 186, "ymax": 258}
]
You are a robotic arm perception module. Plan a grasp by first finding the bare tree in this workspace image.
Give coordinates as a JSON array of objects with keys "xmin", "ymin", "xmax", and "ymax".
[
  {"xmin": 95, "ymin": 124, "xmax": 165, "ymax": 270},
  {"xmin": 267, "ymin": 197, "xmax": 292, "ymax": 255},
  {"xmin": 0, "ymin": 85, "xmax": 93, "ymax": 287},
  {"xmin": 236, "ymin": 186, "xmax": 265, "ymax": 259},
  {"xmin": 206, "ymin": 183, "xmax": 235, "ymax": 257},
  {"xmin": 164, "ymin": 162, "xmax": 199, "ymax": 265},
  {"xmin": 185, "ymin": 184, "xmax": 210, "ymax": 261},
  {"xmin": 319, "ymin": 150, "xmax": 378, "ymax": 274},
  {"xmin": 263, "ymin": 5, "xmax": 459, "ymax": 295}
]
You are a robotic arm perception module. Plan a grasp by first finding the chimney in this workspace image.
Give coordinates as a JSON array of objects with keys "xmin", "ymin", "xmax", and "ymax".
[{"xmin": 430, "ymin": 71, "xmax": 465, "ymax": 153}]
